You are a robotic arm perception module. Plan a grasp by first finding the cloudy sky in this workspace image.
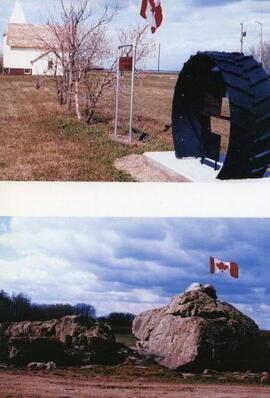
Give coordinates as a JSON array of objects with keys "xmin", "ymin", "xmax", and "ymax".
[
  {"xmin": 0, "ymin": 217, "xmax": 270, "ymax": 329},
  {"xmin": 1, "ymin": 0, "xmax": 270, "ymax": 70}
]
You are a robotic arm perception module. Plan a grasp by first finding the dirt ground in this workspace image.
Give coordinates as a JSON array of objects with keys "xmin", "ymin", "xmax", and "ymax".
[
  {"xmin": 0, "ymin": 372, "xmax": 270, "ymax": 398},
  {"xmin": 114, "ymin": 154, "xmax": 187, "ymax": 182}
]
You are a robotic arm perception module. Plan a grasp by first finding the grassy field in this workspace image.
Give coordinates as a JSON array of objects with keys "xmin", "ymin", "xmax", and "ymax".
[
  {"xmin": 0, "ymin": 74, "xmax": 176, "ymax": 181},
  {"xmin": 115, "ymin": 333, "xmax": 136, "ymax": 347},
  {"xmin": 0, "ymin": 74, "xmax": 229, "ymax": 181}
]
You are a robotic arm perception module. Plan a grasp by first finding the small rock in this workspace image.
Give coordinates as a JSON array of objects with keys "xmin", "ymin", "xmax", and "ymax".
[
  {"xmin": 138, "ymin": 132, "xmax": 148, "ymax": 141},
  {"xmin": 181, "ymin": 372, "xmax": 197, "ymax": 379},
  {"xmin": 236, "ymin": 372, "xmax": 260, "ymax": 382},
  {"xmin": 216, "ymin": 376, "xmax": 227, "ymax": 381},
  {"xmin": 237, "ymin": 375, "xmax": 251, "ymax": 382},
  {"xmin": 46, "ymin": 361, "xmax": 56, "ymax": 371},
  {"xmin": 185, "ymin": 283, "xmax": 204, "ymax": 293},
  {"xmin": 203, "ymin": 284, "xmax": 217, "ymax": 300},
  {"xmin": 202, "ymin": 369, "xmax": 220, "ymax": 376},
  {"xmin": 245, "ymin": 372, "xmax": 260, "ymax": 379},
  {"xmin": 27, "ymin": 362, "xmax": 56, "ymax": 371},
  {"xmin": 27, "ymin": 362, "xmax": 47, "ymax": 370},
  {"xmin": 261, "ymin": 378, "xmax": 270, "ymax": 385},
  {"xmin": 184, "ymin": 283, "xmax": 217, "ymax": 299},
  {"xmin": 0, "ymin": 364, "xmax": 8, "ymax": 369},
  {"xmin": 124, "ymin": 356, "xmax": 147, "ymax": 366},
  {"xmin": 261, "ymin": 372, "xmax": 270, "ymax": 384}
]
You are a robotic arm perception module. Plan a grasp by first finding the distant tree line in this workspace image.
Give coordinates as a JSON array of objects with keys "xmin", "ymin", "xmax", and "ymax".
[
  {"xmin": 250, "ymin": 40, "xmax": 270, "ymax": 76},
  {"xmin": 98, "ymin": 312, "xmax": 135, "ymax": 334},
  {"xmin": 0, "ymin": 290, "xmax": 135, "ymax": 330},
  {"xmin": 0, "ymin": 290, "xmax": 96, "ymax": 322}
]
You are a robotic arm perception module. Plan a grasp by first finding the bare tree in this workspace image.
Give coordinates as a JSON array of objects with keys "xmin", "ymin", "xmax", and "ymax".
[
  {"xmin": 42, "ymin": 0, "xmax": 115, "ymax": 120},
  {"xmin": 250, "ymin": 40, "xmax": 270, "ymax": 75},
  {"xmin": 118, "ymin": 23, "xmax": 156, "ymax": 68},
  {"xmin": 261, "ymin": 40, "xmax": 270, "ymax": 75},
  {"xmin": 84, "ymin": 68, "xmax": 116, "ymax": 123},
  {"xmin": 83, "ymin": 23, "xmax": 155, "ymax": 124},
  {"xmin": 40, "ymin": 1, "xmax": 155, "ymax": 124}
]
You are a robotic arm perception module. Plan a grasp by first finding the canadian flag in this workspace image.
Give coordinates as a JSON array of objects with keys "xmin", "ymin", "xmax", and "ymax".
[
  {"xmin": 140, "ymin": 0, "xmax": 163, "ymax": 33},
  {"xmin": 210, "ymin": 256, "xmax": 239, "ymax": 279}
]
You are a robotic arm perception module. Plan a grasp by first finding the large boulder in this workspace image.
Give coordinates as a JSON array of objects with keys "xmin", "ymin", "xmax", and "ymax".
[
  {"xmin": 0, "ymin": 315, "xmax": 130, "ymax": 366},
  {"xmin": 132, "ymin": 283, "xmax": 270, "ymax": 371}
]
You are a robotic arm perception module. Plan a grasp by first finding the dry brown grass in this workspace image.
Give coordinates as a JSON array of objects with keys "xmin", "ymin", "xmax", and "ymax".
[
  {"xmin": 0, "ymin": 74, "xmax": 175, "ymax": 181},
  {"xmin": 0, "ymin": 74, "xmax": 229, "ymax": 181}
]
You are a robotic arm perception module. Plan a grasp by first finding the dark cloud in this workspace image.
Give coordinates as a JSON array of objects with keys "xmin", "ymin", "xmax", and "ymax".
[{"xmin": 1, "ymin": 217, "xmax": 270, "ymax": 328}]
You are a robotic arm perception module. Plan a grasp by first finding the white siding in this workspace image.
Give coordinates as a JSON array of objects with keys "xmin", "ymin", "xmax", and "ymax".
[
  {"xmin": 32, "ymin": 53, "xmax": 63, "ymax": 76},
  {"xmin": 3, "ymin": 35, "xmax": 63, "ymax": 76},
  {"xmin": 4, "ymin": 39, "xmax": 40, "ymax": 69}
]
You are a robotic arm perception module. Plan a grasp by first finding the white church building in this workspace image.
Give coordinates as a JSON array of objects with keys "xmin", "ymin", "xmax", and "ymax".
[{"xmin": 3, "ymin": 0, "xmax": 62, "ymax": 76}]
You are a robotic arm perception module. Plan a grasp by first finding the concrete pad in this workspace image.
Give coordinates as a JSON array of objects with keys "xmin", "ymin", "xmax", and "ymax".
[
  {"xmin": 143, "ymin": 152, "xmax": 221, "ymax": 182},
  {"xmin": 143, "ymin": 151, "xmax": 270, "ymax": 183}
]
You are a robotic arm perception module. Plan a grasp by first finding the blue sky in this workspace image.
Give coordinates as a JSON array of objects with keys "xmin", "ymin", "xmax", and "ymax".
[
  {"xmin": 1, "ymin": 0, "xmax": 270, "ymax": 70},
  {"xmin": 0, "ymin": 217, "xmax": 270, "ymax": 329}
]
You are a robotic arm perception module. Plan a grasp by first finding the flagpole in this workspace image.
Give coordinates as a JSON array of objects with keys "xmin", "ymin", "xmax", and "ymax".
[
  {"xmin": 114, "ymin": 47, "xmax": 120, "ymax": 137},
  {"xmin": 129, "ymin": 43, "xmax": 137, "ymax": 142}
]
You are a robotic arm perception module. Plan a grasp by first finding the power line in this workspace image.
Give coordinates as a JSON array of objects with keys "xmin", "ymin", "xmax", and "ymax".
[{"xmin": 158, "ymin": 43, "xmax": 161, "ymax": 72}]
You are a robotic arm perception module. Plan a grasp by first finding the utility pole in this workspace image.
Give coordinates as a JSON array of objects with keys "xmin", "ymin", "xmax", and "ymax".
[
  {"xmin": 158, "ymin": 43, "xmax": 161, "ymax": 72},
  {"xmin": 256, "ymin": 21, "xmax": 264, "ymax": 64},
  {"xmin": 240, "ymin": 22, "xmax": 246, "ymax": 53}
]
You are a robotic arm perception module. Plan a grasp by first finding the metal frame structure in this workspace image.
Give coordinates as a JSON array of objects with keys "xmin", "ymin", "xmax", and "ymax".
[
  {"xmin": 172, "ymin": 51, "xmax": 270, "ymax": 180},
  {"xmin": 114, "ymin": 44, "xmax": 137, "ymax": 142}
]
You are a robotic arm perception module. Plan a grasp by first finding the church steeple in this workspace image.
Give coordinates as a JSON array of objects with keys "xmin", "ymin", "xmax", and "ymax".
[{"xmin": 9, "ymin": 0, "xmax": 27, "ymax": 24}]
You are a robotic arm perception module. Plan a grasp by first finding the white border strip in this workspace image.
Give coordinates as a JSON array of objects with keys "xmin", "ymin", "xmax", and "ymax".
[{"xmin": 0, "ymin": 182, "xmax": 269, "ymax": 218}]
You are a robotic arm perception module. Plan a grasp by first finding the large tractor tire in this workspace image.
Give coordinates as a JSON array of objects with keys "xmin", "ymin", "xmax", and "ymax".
[{"xmin": 172, "ymin": 52, "xmax": 270, "ymax": 180}]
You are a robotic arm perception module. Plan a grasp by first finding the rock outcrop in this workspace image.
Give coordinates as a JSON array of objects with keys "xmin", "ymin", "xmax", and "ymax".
[
  {"xmin": 132, "ymin": 283, "xmax": 269, "ymax": 371},
  {"xmin": 0, "ymin": 316, "xmax": 130, "ymax": 366}
]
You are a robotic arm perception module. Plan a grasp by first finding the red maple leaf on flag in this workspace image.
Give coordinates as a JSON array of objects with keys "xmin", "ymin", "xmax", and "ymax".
[{"xmin": 210, "ymin": 257, "xmax": 239, "ymax": 279}]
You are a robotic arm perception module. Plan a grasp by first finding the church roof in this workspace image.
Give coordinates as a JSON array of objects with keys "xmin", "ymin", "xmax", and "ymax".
[
  {"xmin": 9, "ymin": 0, "xmax": 27, "ymax": 24},
  {"xmin": 7, "ymin": 23, "xmax": 56, "ymax": 49}
]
